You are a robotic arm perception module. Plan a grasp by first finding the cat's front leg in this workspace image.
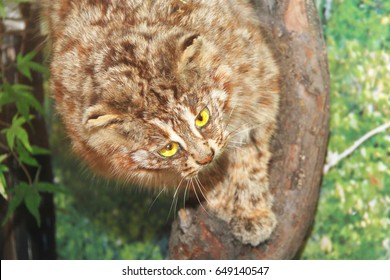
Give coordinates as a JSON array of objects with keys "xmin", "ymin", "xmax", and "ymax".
[
  {"xmin": 207, "ymin": 140, "xmax": 277, "ymax": 246},
  {"xmin": 229, "ymin": 189, "xmax": 276, "ymax": 246}
]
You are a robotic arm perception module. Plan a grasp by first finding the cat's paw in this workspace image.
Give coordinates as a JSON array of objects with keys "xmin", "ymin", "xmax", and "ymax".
[{"xmin": 229, "ymin": 208, "xmax": 277, "ymax": 246}]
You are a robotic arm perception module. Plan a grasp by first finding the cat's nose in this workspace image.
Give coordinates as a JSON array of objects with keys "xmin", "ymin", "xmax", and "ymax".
[{"xmin": 196, "ymin": 149, "xmax": 215, "ymax": 165}]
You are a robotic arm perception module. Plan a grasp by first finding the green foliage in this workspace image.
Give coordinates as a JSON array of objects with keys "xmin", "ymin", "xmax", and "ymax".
[
  {"xmin": 302, "ymin": 0, "xmax": 390, "ymax": 259},
  {"xmin": 325, "ymin": 0, "xmax": 390, "ymax": 50},
  {"xmin": 2, "ymin": 115, "xmax": 32, "ymax": 152},
  {"xmin": 3, "ymin": 182, "xmax": 64, "ymax": 226},
  {"xmin": 3, "ymin": 182, "xmax": 40, "ymax": 226},
  {"xmin": 0, "ymin": 50, "xmax": 60, "ymax": 227},
  {"xmin": 0, "ymin": 83, "xmax": 43, "ymax": 119},
  {"xmin": 0, "ymin": 154, "xmax": 9, "ymax": 199},
  {"xmin": 55, "ymin": 190, "xmax": 165, "ymax": 260},
  {"xmin": 17, "ymin": 51, "xmax": 49, "ymax": 81},
  {"xmin": 0, "ymin": 1, "xmax": 5, "ymax": 18}
]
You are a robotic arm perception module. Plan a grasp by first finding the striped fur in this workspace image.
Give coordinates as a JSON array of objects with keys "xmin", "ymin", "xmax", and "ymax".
[{"xmin": 44, "ymin": 0, "xmax": 280, "ymax": 246}]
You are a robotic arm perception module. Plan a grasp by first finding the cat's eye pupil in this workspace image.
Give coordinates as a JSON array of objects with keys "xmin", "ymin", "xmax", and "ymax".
[
  {"xmin": 195, "ymin": 107, "xmax": 210, "ymax": 128},
  {"xmin": 159, "ymin": 142, "xmax": 179, "ymax": 158}
]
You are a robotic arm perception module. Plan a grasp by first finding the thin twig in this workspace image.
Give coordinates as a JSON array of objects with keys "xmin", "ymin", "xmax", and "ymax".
[
  {"xmin": 0, "ymin": 119, "xmax": 11, "ymax": 128},
  {"xmin": 11, "ymin": 149, "xmax": 33, "ymax": 185},
  {"xmin": 323, "ymin": 121, "xmax": 390, "ymax": 174},
  {"xmin": 0, "ymin": 141, "xmax": 10, "ymax": 151}
]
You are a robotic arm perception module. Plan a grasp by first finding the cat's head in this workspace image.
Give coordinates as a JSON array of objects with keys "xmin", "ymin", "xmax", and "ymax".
[{"xmin": 76, "ymin": 31, "xmax": 234, "ymax": 186}]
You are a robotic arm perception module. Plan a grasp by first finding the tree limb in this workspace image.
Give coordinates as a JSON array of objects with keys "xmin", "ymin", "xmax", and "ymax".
[
  {"xmin": 169, "ymin": 0, "xmax": 330, "ymax": 259},
  {"xmin": 323, "ymin": 121, "xmax": 390, "ymax": 174}
]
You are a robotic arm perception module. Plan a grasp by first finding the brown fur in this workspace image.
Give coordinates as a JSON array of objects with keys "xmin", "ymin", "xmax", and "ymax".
[{"xmin": 44, "ymin": 0, "xmax": 280, "ymax": 246}]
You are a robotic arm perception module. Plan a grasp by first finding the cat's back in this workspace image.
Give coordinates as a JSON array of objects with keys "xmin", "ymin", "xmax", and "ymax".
[
  {"xmin": 44, "ymin": 0, "xmax": 268, "ymax": 106},
  {"xmin": 43, "ymin": 0, "xmax": 258, "ymax": 43}
]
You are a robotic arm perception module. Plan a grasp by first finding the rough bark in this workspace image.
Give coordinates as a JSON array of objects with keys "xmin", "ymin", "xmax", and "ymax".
[
  {"xmin": 0, "ymin": 3, "xmax": 56, "ymax": 259},
  {"xmin": 169, "ymin": 0, "xmax": 330, "ymax": 259}
]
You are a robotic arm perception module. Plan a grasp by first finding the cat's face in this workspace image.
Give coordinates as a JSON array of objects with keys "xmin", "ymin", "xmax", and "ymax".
[{"xmin": 78, "ymin": 32, "xmax": 234, "ymax": 185}]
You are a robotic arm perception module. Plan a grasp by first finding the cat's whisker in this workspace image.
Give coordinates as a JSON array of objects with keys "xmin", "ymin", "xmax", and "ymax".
[
  {"xmin": 194, "ymin": 176, "xmax": 210, "ymax": 204},
  {"xmin": 173, "ymin": 190, "xmax": 180, "ymax": 218},
  {"xmin": 227, "ymin": 122, "xmax": 266, "ymax": 139},
  {"xmin": 225, "ymin": 143, "xmax": 245, "ymax": 151},
  {"xmin": 213, "ymin": 160, "xmax": 226, "ymax": 177},
  {"xmin": 223, "ymin": 100, "xmax": 238, "ymax": 132},
  {"xmin": 229, "ymin": 140, "xmax": 248, "ymax": 146},
  {"xmin": 167, "ymin": 176, "xmax": 186, "ymax": 220},
  {"xmin": 183, "ymin": 179, "xmax": 191, "ymax": 210},
  {"xmin": 223, "ymin": 139, "xmax": 247, "ymax": 153},
  {"xmin": 148, "ymin": 187, "xmax": 167, "ymax": 213},
  {"xmin": 191, "ymin": 178, "xmax": 210, "ymax": 216},
  {"xmin": 167, "ymin": 195, "xmax": 177, "ymax": 221}
]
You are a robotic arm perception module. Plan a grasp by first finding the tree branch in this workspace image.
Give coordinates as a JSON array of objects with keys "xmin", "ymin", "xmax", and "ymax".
[
  {"xmin": 169, "ymin": 0, "xmax": 330, "ymax": 259},
  {"xmin": 323, "ymin": 121, "xmax": 390, "ymax": 174}
]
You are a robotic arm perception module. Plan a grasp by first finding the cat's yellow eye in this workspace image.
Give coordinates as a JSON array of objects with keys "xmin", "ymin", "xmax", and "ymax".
[
  {"xmin": 159, "ymin": 142, "xmax": 180, "ymax": 158},
  {"xmin": 195, "ymin": 107, "xmax": 210, "ymax": 128}
]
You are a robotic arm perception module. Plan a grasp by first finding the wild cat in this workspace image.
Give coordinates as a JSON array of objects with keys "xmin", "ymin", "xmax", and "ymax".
[{"xmin": 43, "ymin": 0, "xmax": 280, "ymax": 246}]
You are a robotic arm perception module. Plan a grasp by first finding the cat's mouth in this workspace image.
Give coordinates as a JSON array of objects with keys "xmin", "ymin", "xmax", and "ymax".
[{"xmin": 183, "ymin": 148, "xmax": 223, "ymax": 179}]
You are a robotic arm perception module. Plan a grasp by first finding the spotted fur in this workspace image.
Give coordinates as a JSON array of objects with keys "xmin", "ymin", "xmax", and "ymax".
[{"xmin": 44, "ymin": 0, "xmax": 280, "ymax": 246}]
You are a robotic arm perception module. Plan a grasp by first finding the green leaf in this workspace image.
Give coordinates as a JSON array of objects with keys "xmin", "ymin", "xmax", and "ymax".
[
  {"xmin": 0, "ymin": 85, "xmax": 14, "ymax": 107},
  {"xmin": 24, "ymin": 187, "xmax": 41, "ymax": 227},
  {"xmin": 31, "ymin": 145, "xmax": 51, "ymax": 155},
  {"xmin": 28, "ymin": 62, "xmax": 49, "ymax": 76},
  {"xmin": 2, "ymin": 183, "xmax": 27, "ymax": 226},
  {"xmin": 2, "ymin": 115, "xmax": 33, "ymax": 152},
  {"xmin": 16, "ymin": 143, "xmax": 39, "ymax": 167},
  {"xmin": 2, "ymin": 195, "xmax": 23, "ymax": 225},
  {"xmin": 4, "ymin": 126, "xmax": 16, "ymax": 151},
  {"xmin": 15, "ymin": 101, "xmax": 30, "ymax": 122},
  {"xmin": 18, "ymin": 90, "xmax": 43, "ymax": 114},
  {"xmin": 17, "ymin": 52, "xmax": 36, "ymax": 80},
  {"xmin": 0, "ymin": 83, "xmax": 43, "ymax": 117},
  {"xmin": 0, "ymin": 164, "xmax": 8, "ymax": 173},
  {"xmin": 16, "ymin": 52, "xmax": 48, "ymax": 80},
  {"xmin": 2, "ymin": 182, "xmax": 44, "ymax": 227},
  {"xmin": 0, "ymin": 175, "xmax": 7, "ymax": 200},
  {"xmin": 35, "ymin": 182, "xmax": 68, "ymax": 194},
  {"xmin": 0, "ymin": 158, "xmax": 9, "ymax": 200},
  {"xmin": 0, "ymin": 154, "xmax": 8, "ymax": 163},
  {"xmin": 15, "ymin": 126, "xmax": 32, "ymax": 152},
  {"xmin": 18, "ymin": 51, "xmax": 37, "ymax": 63},
  {"xmin": 0, "ymin": 162, "xmax": 9, "ymax": 174},
  {"xmin": 17, "ymin": 66, "xmax": 32, "ymax": 81},
  {"xmin": 0, "ymin": 163, "xmax": 8, "ymax": 200}
]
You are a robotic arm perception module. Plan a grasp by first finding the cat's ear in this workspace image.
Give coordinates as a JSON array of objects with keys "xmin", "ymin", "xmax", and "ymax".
[
  {"xmin": 83, "ymin": 105, "xmax": 120, "ymax": 129},
  {"xmin": 178, "ymin": 34, "xmax": 202, "ymax": 70},
  {"xmin": 181, "ymin": 34, "xmax": 201, "ymax": 52}
]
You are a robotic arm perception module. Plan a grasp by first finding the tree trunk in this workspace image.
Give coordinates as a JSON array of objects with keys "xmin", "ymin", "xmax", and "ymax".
[
  {"xmin": 0, "ymin": 3, "xmax": 56, "ymax": 260},
  {"xmin": 169, "ymin": 0, "xmax": 330, "ymax": 259}
]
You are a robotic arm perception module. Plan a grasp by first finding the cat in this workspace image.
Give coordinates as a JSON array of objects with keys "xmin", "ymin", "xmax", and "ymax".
[{"xmin": 43, "ymin": 0, "xmax": 280, "ymax": 246}]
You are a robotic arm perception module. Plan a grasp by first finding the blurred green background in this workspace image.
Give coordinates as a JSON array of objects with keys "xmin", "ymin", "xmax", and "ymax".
[
  {"xmin": 49, "ymin": 0, "xmax": 389, "ymax": 259},
  {"xmin": 302, "ymin": 0, "xmax": 390, "ymax": 259}
]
